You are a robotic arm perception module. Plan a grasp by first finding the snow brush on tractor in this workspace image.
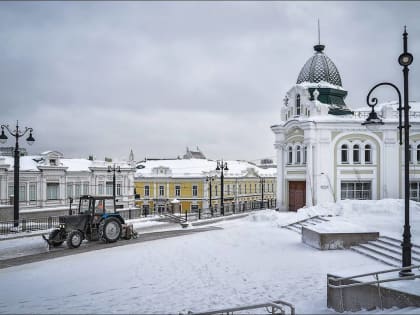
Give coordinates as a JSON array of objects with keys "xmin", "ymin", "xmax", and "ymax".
[{"xmin": 42, "ymin": 195, "xmax": 137, "ymax": 249}]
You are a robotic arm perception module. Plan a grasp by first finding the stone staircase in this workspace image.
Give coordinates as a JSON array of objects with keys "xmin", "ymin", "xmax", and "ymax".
[
  {"xmin": 351, "ymin": 235, "xmax": 420, "ymax": 267},
  {"xmin": 282, "ymin": 216, "xmax": 330, "ymax": 234}
]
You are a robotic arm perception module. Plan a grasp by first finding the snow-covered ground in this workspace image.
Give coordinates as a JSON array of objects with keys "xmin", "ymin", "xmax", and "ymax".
[{"xmin": 0, "ymin": 199, "xmax": 419, "ymax": 314}]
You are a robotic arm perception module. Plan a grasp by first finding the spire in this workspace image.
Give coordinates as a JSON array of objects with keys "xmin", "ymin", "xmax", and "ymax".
[{"xmin": 314, "ymin": 19, "xmax": 325, "ymax": 52}]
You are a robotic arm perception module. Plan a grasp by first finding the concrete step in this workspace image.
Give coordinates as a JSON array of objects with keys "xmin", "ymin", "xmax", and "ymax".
[
  {"xmin": 284, "ymin": 225, "xmax": 301, "ymax": 234},
  {"xmin": 380, "ymin": 235, "xmax": 420, "ymax": 250},
  {"xmin": 368, "ymin": 241, "xmax": 420, "ymax": 262},
  {"xmin": 350, "ymin": 246, "xmax": 399, "ymax": 267},
  {"xmin": 377, "ymin": 237, "xmax": 420, "ymax": 256},
  {"xmin": 357, "ymin": 243, "xmax": 402, "ymax": 262}
]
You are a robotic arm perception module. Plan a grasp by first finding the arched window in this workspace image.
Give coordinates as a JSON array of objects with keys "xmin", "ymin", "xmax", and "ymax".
[
  {"xmin": 296, "ymin": 146, "xmax": 301, "ymax": 164},
  {"xmin": 417, "ymin": 144, "xmax": 420, "ymax": 163},
  {"xmin": 365, "ymin": 144, "xmax": 372, "ymax": 164},
  {"xmin": 353, "ymin": 144, "xmax": 360, "ymax": 163},
  {"xmin": 303, "ymin": 146, "xmax": 307, "ymax": 164},
  {"xmin": 341, "ymin": 144, "xmax": 348, "ymax": 163},
  {"xmin": 288, "ymin": 146, "xmax": 293, "ymax": 164},
  {"xmin": 296, "ymin": 94, "xmax": 301, "ymax": 116}
]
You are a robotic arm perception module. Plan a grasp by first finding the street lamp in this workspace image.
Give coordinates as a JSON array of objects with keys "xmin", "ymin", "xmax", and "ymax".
[
  {"xmin": 363, "ymin": 27, "xmax": 413, "ymax": 277},
  {"xmin": 0, "ymin": 121, "xmax": 35, "ymax": 227},
  {"xmin": 259, "ymin": 176, "xmax": 266, "ymax": 209},
  {"xmin": 206, "ymin": 176, "xmax": 215, "ymax": 217},
  {"xmin": 216, "ymin": 160, "xmax": 228, "ymax": 216},
  {"xmin": 108, "ymin": 164, "xmax": 121, "ymax": 210}
]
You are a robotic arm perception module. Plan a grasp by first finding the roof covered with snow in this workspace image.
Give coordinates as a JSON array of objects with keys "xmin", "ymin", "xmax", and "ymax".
[
  {"xmin": 135, "ymin": 158, "xmax": 276, "ymax": 179},
  {"xmin": 0, "ymin": 154, "xmax": 132, "ymax": 172}
]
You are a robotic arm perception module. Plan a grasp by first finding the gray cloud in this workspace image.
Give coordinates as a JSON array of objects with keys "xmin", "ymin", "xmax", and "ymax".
[{"xmin": 1, "ymin": 1, "xmax": 419, "ymax": 162}]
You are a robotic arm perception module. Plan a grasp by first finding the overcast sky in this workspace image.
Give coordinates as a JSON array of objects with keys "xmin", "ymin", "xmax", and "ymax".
[{"xmin": 1, "ymin": 1, "xmax": 420, "ymax": 163}]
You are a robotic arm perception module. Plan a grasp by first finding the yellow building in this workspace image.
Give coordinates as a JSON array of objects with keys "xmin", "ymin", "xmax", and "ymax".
[{"xmin": 134, "ymin": 158, "xmax": 276, "ymax": 215}]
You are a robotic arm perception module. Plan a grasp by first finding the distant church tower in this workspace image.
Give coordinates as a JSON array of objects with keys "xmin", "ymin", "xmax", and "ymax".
[{"xmin": 128, "ymin": 149, "xmax": 135, "ymax": 166}]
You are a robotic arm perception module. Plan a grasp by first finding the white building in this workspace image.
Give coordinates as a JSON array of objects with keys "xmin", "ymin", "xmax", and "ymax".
[
  {"xmin": 0, "ymin": 150, "xmax": 136, "ymax": 210},
  {"xmin": 271, "ymin": 42, "xmax": 420, "ymax": 211}
]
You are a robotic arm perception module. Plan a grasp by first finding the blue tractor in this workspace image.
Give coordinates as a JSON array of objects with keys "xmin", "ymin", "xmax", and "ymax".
[{"xmin": 43, "ymin": 195, "xmax": 135, "ymax": 249}]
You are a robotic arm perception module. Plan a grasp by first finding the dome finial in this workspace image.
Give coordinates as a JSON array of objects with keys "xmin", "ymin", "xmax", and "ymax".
[{"xmin": 314, "ymin": 19, "xmax": 325, "ymax": 52}]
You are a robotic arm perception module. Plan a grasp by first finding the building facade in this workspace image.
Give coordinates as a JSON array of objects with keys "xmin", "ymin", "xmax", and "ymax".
[
  {"xmin": 0, "ymin": 150, "xmax": 136, "ymax": 210},
  {"xmin": 134, "ymin": 158, "xmax": 276, "ymax": 215},
  {"xmin": 271, "ymin": 42, "xmax": 420, "ymax": 211}
]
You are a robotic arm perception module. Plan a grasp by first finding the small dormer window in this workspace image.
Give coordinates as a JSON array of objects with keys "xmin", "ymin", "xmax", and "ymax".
[
  {"xmin": 50, "ymin": 159, "xmax": 57, "ymax": 166},
  {"xmin": 296, "ymin": 94, "xmax": 301, "ymax": 116}
]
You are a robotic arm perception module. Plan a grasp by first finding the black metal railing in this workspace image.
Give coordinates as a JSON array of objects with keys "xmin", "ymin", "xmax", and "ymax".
[
  {"xmin": 0, "ymin": 204, "xmax": 274, "ymax": 235},
  {"xmin": 0, "ymin": 216, "xmax": 60, "ymax": 235}
]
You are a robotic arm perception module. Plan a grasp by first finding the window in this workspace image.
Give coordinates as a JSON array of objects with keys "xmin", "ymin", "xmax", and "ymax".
[
  {"xmin": 98, "ymin": 183, "xmax": 104, "ymax": 195},
  {"xmin": 303, "ymin": 146, "xmax": 307, "ymax": 164},
  {"xmin": 296, "ymin": 94, "xmax": 301, "ymax": 116},
  {"xmin": 8, "ymin": 184, "xmax": 13, "ymax": 197},
  {"xmin": 244, "ymin": 184, "xmax": 247, "ymax": 194},
  {"xmin": 215, "ymin": 185, "xmax": 218, "ymax": 196},
  {"xmin": 191, "ymin": 205, "xmax": 199, "ymax": 212},
  {"xmin": 417, "ymin": 145, "xmax": 420, "ymax": 163},
  {"xmin": 49, "ymin": 159, "xmax": 57, "ymax": 166},
  {"xmin": 353, "ymin": 145, "xmax": 360, "ymax": 163},
  {"xmin": 365, "ymin": 144, "xmax": 372, "ymax": 163},
  {"xmin": 116, "ymin": 183, "xmax": 121, "ymax": 196},
  {"xmin": 192, "ymin": 185, "xmax": 198, "ymax": 197},
  {"xmin": 19, "ymin": 184, "xmax": 26, "ymax": 202},
  {"xmin": 175, "ymin": 185, "xmax": 180, "ymax": 197},
  {"xmin": 410, "ymin": 182, "xmax": 420, "ymax": 202},
  {"xmin": 67, "ymin": 183, "xmax": 73, "ymax": 198},
  {"xmin": 288, "ymin": 147, "xmax": 293, "ymax": 164},
  {"xmin": 296, "ymin": 146, "xmax": 301, "ymax": 164},
  {"xmin": 83, "ymin": 182, "xmax": 89, "ymax": 195},
  {"xmin": 29, "ymin": 183, "xmax": 36, "ymax": 201},
  {"xmin": 238, "ymin": 184, "xmax": 241, "ymax": 194},
  {"xmin": 255, "ymin": 183, "xmax": 257, "ymax": 193},
  {"xmin": 159, "ymin": 185, "xmax": 164, "ymax": 196},
  {"xmin": 75, "ymin": 183, "xmax": 81, "ymax": 198},
  {"xmin": 341, "ymin": 182, "xmax": 371, "ymax": 200},
  {"xmin": 226, "ymin": 185, "xmax": 230, "ymax": 195},
  {"xmin": 47, "ymin": 183, "xmax": 59, "ymax": 200},
  {"xmin": 144, "ymin": 185, "xmax": 150, "ymax": 197},
  {"xmin": 341, "ymin": 144, "xmax": 348, "ymax": 163},
  {"xmin": 106, "ymin": 182, "xmax": 113, "ymax": 195}
]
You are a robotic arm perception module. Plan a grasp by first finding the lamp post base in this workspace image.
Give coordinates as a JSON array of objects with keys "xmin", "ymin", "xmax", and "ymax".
[{"xmin": 399, "ymin": 270, "xmax": 414, "ymax": 278}]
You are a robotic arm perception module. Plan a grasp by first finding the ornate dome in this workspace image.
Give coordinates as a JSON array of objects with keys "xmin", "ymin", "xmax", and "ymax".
[{"xmin": 296, "ymin": 44, "xmax": 342, "ymax": 87}]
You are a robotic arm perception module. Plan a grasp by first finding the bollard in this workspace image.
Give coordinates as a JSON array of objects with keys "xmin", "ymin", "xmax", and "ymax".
[{"xmin": 22, "ymin": 218, "xmax": 26, "ymax": 232}]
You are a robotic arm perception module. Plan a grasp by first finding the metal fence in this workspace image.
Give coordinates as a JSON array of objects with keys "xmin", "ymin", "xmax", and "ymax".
[
  {"xmin": 0, "ymin": 216, "xmax": 60, "ymax": 235},
  {"xmin": 0, "ymin": 205, "xmax": 273, "ymax": 235}
]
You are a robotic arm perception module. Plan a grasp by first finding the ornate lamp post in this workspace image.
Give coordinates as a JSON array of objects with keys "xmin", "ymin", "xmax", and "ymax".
[
  {"xmin": 363, "ymin": 27, "xmax": 414, "ymax": 277},
  {"xmin": 216, "ymin": 160, "xmax": 228, "ymax": 216},
  {"xmin": 259, "ymin": 176, "xmax": 266, "ymax": 209},
  {"xmin": 108, "ymin": 164, "xmax": 121, "ymax": 210},
  {"xmin": 0, "ymin": 121, "xmax": 35, "ymax": 227},
  {"xmin": 206, "ymin": 176, "xmax": 215, "ymax": 217}
]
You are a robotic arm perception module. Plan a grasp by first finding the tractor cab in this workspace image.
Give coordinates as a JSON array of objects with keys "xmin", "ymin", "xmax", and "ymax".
[{"xmin": 78, "ymin": 195, "xmax": 116, "ymax": 215}]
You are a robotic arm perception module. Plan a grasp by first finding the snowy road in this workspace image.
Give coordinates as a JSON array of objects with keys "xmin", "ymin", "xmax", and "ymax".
[
  {"xmin": 0, "ymin": 201, "xmax": 419, "ymax": 314},
  {"xmin": 0, "ymin": 226, "xmax": 222, "ymax": 269}
]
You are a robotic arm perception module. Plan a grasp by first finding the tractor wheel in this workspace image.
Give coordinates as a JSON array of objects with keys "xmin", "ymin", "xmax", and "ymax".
[
  {"xmin": 99, "ymin": 218, "xmax": 122, "ymax": 243},
  {"xmin": 66, "ymin": 230, "xmax": 83, "ymax": 249},
  {"xmin": 49, "ymin": 229, "xmax": 64, "ymax": 247}
]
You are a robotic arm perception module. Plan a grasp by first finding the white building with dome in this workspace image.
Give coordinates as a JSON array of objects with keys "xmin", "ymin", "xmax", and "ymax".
[{"xmin": 271, "ymin": 42, "xmax": 420, "ymax": 211}]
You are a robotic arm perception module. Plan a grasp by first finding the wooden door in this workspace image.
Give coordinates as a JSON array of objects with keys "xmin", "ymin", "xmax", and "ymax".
[{"xmin": 288, "ymin": 181, "xmax": 306, "ymax": 211}]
